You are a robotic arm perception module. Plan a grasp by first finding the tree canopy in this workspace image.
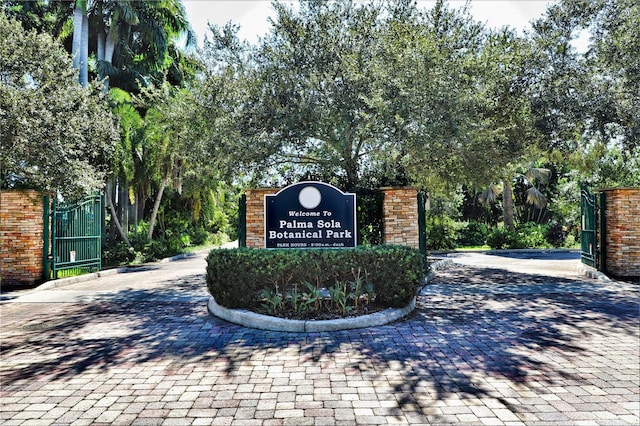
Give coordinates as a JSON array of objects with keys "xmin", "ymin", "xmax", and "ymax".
[
  {"xmin": 198, "ymin": 0, "xmax": 637, "ymax": 193},
  {"xmin": 2, "ymin": 0, "xmax": 637, "ymax": 253},
  {"xmin": 0, "ymin": 13, "xmax": 118, "ymax": 199}
]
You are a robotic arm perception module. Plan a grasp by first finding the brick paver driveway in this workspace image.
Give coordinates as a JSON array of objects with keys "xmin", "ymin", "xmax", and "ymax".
[{"xmin": 1, "ymin": 250, "xmax": 639, "ymax": 425}]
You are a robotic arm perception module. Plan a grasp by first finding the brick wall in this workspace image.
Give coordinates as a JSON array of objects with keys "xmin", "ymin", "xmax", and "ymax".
[
  {"xmin": 381, "ymin": 187, "xmax": 419, "ymax": 249},
  {"xmin": 244, "ymin": 186, "xmax": 420, "ymax": 249},
  {"xmin": 0, "ymin": 190, "xmax": 46, "ymax": 285},
  {"xmin": 602, "ymin": 188, "xmax": 640, "ymax": 278},
  {"xmin": 245, "ymin": 188, "xmax": 278, "ymax": 248}
]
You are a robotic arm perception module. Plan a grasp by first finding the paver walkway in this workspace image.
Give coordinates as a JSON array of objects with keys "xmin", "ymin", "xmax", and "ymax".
[{"xmin": 1, "ymin": 250, "xmax": 638, "ymax": 425}]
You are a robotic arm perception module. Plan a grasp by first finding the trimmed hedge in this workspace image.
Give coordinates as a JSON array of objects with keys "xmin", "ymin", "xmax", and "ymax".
[{"xmin": 206, "ymin": 246, "xmax": 424, "ymax": 310}]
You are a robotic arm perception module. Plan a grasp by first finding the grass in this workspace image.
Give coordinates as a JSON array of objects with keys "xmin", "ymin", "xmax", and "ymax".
[
  {"xmin": 54, "ymin": 267, "xmax": 97, "ymax": 279},
  {"xmin": 454, "ymin": 245, "xmax": 491, "ymax": 251}
]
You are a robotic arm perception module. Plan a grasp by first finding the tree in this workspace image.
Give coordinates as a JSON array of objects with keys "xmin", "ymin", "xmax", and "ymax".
[
  {"xmin": 3, "ymin": 0, "xmax": 197, "ymax": 91},
  {"xmin": 0, "ymin": 0, "xmax": 73, "ymax": 40},
  {"xmin": 90, "ymin": 0, "xmax": 197, "ymax": 92},
  {"xmin": 528, "ymin": 0, "xmax": 639, "ymax": 187},
  {"xmin": 200, "ymin": 0, "xmax": 489, "ymax": 192},
  {"xmin": 0, "ymin": 13, "xmax": 118, "ymax": 199},
  {"xmin": 381, "ymin": 0, "xmax": 487, "ymax": 191},
  {"xmin": 469, "ymin": 29, "xmax": 542, "ymax": 231},
  {"xmin": 227, "ymin": 0, "xmax": 392, "ymax": 190},
  {"xmin": 128, "ymin": 83, "xmax": 196, "ymax": 239}
]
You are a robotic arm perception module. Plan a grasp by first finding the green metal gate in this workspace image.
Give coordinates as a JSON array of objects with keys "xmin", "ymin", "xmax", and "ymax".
[
  {"xmin": 48, "ymin": 194, "xmax": 102, "ymax": 279},
  {"xmin": 580, "ymin": 186, "xmax": 606, "ymax": 271}
]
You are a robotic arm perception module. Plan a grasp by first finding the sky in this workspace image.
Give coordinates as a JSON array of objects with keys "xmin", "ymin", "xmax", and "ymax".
[{"xmin": 182, "ymin": 0, "xmax": 558, "ymax": 47}]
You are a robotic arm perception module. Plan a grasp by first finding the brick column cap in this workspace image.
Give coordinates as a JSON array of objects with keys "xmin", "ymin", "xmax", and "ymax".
[
  {"xmin": 244, "ymin": 188, "xmax": 279, "ymax": 195},
  {"xmin": 379, "ymin": 186, "xmax": 419, "ymax": 191},
  {"xmin": 595, "ymin": 187, "xmax": 640, "ymax": 193}
]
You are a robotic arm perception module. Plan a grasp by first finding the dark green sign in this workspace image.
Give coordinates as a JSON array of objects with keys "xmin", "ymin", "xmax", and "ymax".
[{"xmin": 265, "ymin": 182, "xmax": 356, "ymax": 248}]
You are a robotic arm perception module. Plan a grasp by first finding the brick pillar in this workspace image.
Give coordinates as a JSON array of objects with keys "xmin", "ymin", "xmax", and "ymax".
[
  {"xmin": 601, "ymin": 188, "xmax": 640, "ymax": 278},
  {"xmin": 244, "ymin": 188, "xmax": 278, "ymax": 248},
  {"xmin": 0, "ymin": 190, "xmax": 47, "ymax": 285},
  {"xmin": 381, "ymin": 187, "xmax": 419, "ymax": 249}
]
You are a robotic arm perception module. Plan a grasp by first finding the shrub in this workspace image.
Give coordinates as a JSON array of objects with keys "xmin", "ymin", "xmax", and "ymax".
[
  {"xmin": 102, "ymin": 241, "xmax": 137, "ymax": 266},
  {"xmin": 486, "ymin": 227, "xmax": 520, "ymax": 249},
  {"xmin": 487, "ymin": 223, "xmax": 552, "ymax": 249},
  {"xmin": 205, "ymin": 246, "xmax": 424, "ymax": 313},
  {"xmin": 545, "ymin": 222, "xmax": 567, "ymax": 247},
  {"xmin": 427, "ymin": 215, "xmax": 458, "ymax": 250},
  {"xmin": 189, "ymin": 227, "xmax": 209, "ymax": 246},
  {"xmin": 517, "ymin": 223, "xmax": 551, "ymax": 249},
  {"xmin": 456, "ymin": 221, "xmax": 489, "ymax": 246}
]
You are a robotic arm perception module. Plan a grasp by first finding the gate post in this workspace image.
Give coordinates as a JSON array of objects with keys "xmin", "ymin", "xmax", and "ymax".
[
  {"xmin": 42, "ymin": 195, "xmax": 51, "ymax": 281},
  {"xmin": 238, "ymin": 194, "xmax": 246, "ymax": 248},
  {"xmin": 598, "ymin": 191, "xmax": 606, "ymax": 272},
  {"xmin": 417, "ymin": 191, "xmax": 428, "ymax": 272},
  {"xmin": 51, "ymin": 198, "xmax": 58, "ymax": 279}
]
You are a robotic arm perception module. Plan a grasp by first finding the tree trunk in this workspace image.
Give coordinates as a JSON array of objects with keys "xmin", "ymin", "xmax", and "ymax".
[
  {"xmin": 79, "ymin": 12, "xmax": 89, "ymax": 87},
  {"xmin": 71, "ymin": 5, "xmax": 83, "ymax": 72},
  {"xmin": 105, "ymin": 27, "xmax": 118, "ymax": 64},
  {"xmin": 105, "ymin": 185, "xmax": 132, "ymax": 248},
  {"xmin": 503, "ymin": 178, "xmax": 515, "ymax": 231},
  {"xmin": 119, "ymin": 178, "xmax": 129, "ymax": 234},
  {"xmin": 344, "ymin": 157, "xmax": 359, "ymax": 192},
  {"xmin": 107, "ymin": 180, "xmax": 116, "ymax": 240},
  {"xmin": 97, "ymin": 31, "xmax": 105, "ymax": 63},
  {"xmin": 102, "ymin": 27, "xmax": 119, "ymax": 91},
  {"xmin": 137, "ymin": 187, "xmax": 145, "ymax": 230},
  {"xmin": 147, "ymin": 175, "xmax": 170, "ymax": 240}
]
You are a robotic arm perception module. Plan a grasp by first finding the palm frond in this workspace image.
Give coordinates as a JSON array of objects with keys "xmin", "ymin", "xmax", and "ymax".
[
  {"xmin": 478, "ymin": 183, "xmax": 502, "ymax": 205},
  {"xmin": 526, "ymin": 186, "xmax": 548, "ymax": 209},
  {"xmin": 524, "ymin": 167, "xmax": 551, "ymax": 186}
]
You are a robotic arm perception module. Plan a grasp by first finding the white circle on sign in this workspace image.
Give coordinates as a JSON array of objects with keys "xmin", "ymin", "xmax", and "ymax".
[{"xmin": 298, "ymin": 186, "xmax": 322, "ymax": 209}]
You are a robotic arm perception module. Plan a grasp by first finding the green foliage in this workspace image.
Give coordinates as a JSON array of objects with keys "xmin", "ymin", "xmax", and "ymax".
[
  {"xmin": 1, "ymin": 0, "xmax": 73, "ymax": 40},
  {"xmin": 261, "ymin": 287, "xmax": 284, "ymax": 315},
  {"xmin": 486, "ymin": 227, "xmax": 521, "ymax": 250},
  {"xmin": 456, "ymin": 221, "xmax": 489, "ymax": 247},
  {"xmin": 206, "ymin": 246, "xmax": 424, "ymax": 314},
  {"xmin": 530, "ymin": 0, "xmax": 638, "ymax": 185},
  {"xmin": 0, "ymin": 13, "xmax": 118, "ymax": 199},
  {"xmin": 102, "ymin": 241, "xmax": 137, "ymax": 266},
  {"xmin": 545, "ymin": 223, "xmax": 569, "ymax": 248},
  {"xmin": 426, "ymin": 215, "xmax": 458, "ymax": 251},
  {"xmin": 329, "ymin": 282, "xmax": 352, "ymax": 316},
  {"xmin": 102, "ymin": 222, "xmax": 230, "ymax": 267},
  {"xmin": 301, "ymin": 282, "xmax": 321, "ymax": 313},
  {"xmin": 355, "ymin": 188, "xmax": 384, "ymax": 246},
  {"xmin": 517, "ymin": 223, "xmax": 552, "ymax": 249},
  {"xmin": 487, "ymin": 223, "xmax": 553, "ymax": 250},
  {"xmin": 199, "ymin": 0, "xmax": 493, "ymax": 189}
]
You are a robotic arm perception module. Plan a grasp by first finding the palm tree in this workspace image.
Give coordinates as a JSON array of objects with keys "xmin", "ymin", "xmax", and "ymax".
[
  {"xmin": 71, "ymin": 0, "xmax": 88, "ymax": 86},
  {"xmin": 479, "ymin": 165, "xmax": 551, "ymax": 231},
  {"xmin": 80, "ymin": 0, "xmax": 195, "ymax": 244},
  {"xmin": 94, "ymin": 0, "xmax": 196, "ymax": 92}
]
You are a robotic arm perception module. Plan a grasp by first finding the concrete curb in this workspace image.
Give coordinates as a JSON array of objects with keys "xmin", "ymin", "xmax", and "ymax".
[
  {"xmin": 21, "ymin": 242, "xmax": 238, "ymax": 293},
  {"xmin": 422, "ymin": 258, "xmax": 454, "ymax": 287},
  {"xmin": 576, "ymin": 262, "xmax": 612, "ymax": 281},
  {"xmin": 207, "ymin": 296, "xmax": 417, "ymax": 332},
  {"xmin": 429, "ymin": 248, "xmax": 580, "ymax": 256},
  {"xmin": 35, "ymin": 267, "xmax": 128, "ymax": 291}
]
